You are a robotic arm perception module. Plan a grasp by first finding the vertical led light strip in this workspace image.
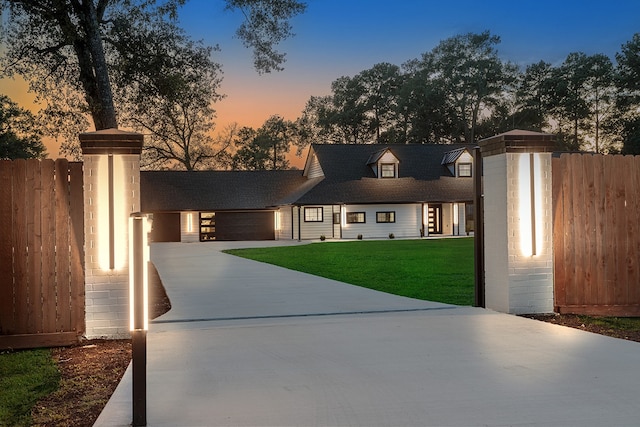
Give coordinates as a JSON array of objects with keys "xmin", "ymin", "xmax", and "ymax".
[
  {"xmin": 529, "ymin": 153, "xmax": 537, "ymax": 256},
  {"xmin": 129, "ymin": 214, "xmax": 150, "ymax": 331},
  {"xmin": 108, "ymin": 154, "xmax": 115, "ymax": 270}
]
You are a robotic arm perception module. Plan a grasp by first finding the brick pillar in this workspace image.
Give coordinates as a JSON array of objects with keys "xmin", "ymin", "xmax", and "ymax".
[
  {"xmin": 479, "ymin": 130, "xmax": 555, "ymax": 314},
  {"xmin": 80, "ymin": 129, "xmax": 143, "ymax": 338}
]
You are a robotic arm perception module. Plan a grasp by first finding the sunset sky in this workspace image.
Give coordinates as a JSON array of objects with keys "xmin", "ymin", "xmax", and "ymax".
[{"xmin": 1, "ymin": 0, "xmax": 640, "ymax": 160}]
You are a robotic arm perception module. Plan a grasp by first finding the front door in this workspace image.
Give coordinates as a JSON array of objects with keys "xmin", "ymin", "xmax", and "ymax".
[{"xmin": 428, "ymin": 204, "xmax": 442, "ymax": 234}]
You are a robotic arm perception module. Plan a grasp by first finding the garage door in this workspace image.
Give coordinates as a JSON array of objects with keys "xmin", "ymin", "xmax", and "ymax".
[
  {"xmin": 214, "ymin": 211, "xmax": 275, "ymax": 241},
  {"xmin": 150, "ymin": 213, "xmax": 181, "ymax": 242}
]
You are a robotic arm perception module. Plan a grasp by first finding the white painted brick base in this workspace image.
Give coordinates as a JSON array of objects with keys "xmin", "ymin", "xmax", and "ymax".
[
  {"xmin": 484, "ymin": 153, "xmax": 554, "ymax": 314},
  {"xmin": 83, "ymin": 153, "xmax": 140, "ymax": 339}
]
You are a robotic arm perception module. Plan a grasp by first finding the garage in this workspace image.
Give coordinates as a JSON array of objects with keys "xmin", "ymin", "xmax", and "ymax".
[
  {"xmin": 151, "ymin": 213, "xmax": 181, "ymax": 242},
  {"xmin": 202, "ymin": 211, "xmax": 275, "ymax": 241}
]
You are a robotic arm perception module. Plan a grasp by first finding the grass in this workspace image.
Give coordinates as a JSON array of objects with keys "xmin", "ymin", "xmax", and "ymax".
[
  {"xmin": 579, "ymin": 315, "xmax": 640, "ymax": 331},
  {"xmin": 0, "ymin": 349, "xmax": 60, "ymax": 426},
  {"xmin": 225, "ymin": 237, "xmax": 475, "ymax": 306}
]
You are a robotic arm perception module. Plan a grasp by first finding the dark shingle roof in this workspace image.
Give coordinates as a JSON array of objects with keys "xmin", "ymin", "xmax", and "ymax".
[
  {"xmin": 140, "ymin": 143, "xmax": 475, "ymax": 212},
  {"xmin": 140, "ymin": 170, "xmax": 309, "ymax": 212},
  {"xmin": 295, "ymin": 143, "xmax": 474, "ymax": 204}
]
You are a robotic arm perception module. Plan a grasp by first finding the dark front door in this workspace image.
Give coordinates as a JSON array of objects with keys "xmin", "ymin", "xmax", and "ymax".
[{"xmin": 428, "ymin": 204, "xmax": 442, "ymax": 235}]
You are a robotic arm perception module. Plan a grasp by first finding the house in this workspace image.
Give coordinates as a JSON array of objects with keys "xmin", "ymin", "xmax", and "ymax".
[{"xmin": 140, "ymin": 143, "xmax": 475, "ymax": 242}]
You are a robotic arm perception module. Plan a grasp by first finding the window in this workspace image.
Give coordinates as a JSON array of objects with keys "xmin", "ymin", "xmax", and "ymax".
[
  {"xmin": 346, "ymin": 212, "xmax": 366, "ymax": 224},
  {"xmin": 333, "ymin": 212, "xmax": 341, "ymax": 224},
  {"xmin": 376, "ymin": 211, "xmax": 396, "ymax": 223},
  {"xmin": 458, "ymin": 163, "xmax": 472, "ymax": 177},
  {"xmin": 304, "ymin": 207, "xmax": 323, "ymax": 222},
  {"xmin": 381, "ymin": 163, "xmax": 396, "ymax": 178}
]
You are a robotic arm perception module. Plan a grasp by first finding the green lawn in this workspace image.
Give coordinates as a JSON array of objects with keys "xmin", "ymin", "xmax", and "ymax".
[
  {"xmin": 0, "ymin": 349, "xmax": 59, "ymax": 426},
  {"xmin": 225, "ymin": 238, "xmax": 475, "ymax": 306}
]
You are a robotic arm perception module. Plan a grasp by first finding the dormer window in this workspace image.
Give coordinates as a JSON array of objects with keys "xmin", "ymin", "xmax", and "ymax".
[
  {"xmin": 442, "ymin": 148, "xmax": 473, "ymax": 178},
  {"xmin": 367, "ymin": 148, "xmax": 400, "ymax": 179},
  {"xmin": 457, "ymin": 163, "xmax": 472, "ymax": 177},
  {"xmin": 381, "ymin": 163, "xmax": 396, "ymax": 178}
]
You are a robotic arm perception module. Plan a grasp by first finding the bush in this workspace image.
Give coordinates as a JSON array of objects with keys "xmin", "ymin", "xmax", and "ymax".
[
  {"xmin": 357, "ymin": 234, "xmax": 363, "ymax": 240},
  {"xmin": 389, "ymin": 233, "xmax": 395, "ymax": 239},
  {"xmin": 320, "ymin": 235, "xmax": 326, "ymax": 241}
]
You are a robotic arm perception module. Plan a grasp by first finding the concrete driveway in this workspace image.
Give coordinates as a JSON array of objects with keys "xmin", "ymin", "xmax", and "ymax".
[{"xmin": 95, "ymin": 241, "xmax": 640, "ymax": 426}]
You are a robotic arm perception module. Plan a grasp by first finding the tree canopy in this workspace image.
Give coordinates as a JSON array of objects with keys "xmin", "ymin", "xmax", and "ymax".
[
  {"xmin": 0, "ymin": 0, "xmax": 306, "ymax": 165},
  {"xmin": 0, "ymin": 94, "xmax": 46, "ymax": 159},
  {"xmin": 296, "ymin": 31, "xmax": 639, "ymax": 154}
]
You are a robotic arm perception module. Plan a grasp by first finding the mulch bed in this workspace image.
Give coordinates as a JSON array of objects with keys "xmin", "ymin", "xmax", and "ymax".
[{"xmin": 30, "ymin": 263, "xmax": 171, "ymax": 427}]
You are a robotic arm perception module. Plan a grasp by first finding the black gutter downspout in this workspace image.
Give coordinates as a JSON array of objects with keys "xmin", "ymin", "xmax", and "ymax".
[
  {"xmin": 473, "ymin": 146, "xmax": 485, "ymax": 308},
  {"xmin": 297, "ymin": 206, "xmax": 302, "ymax": 242},
  {"xmin": 291, "ymin": 206, "xmax": 294, "ymax": 240}
]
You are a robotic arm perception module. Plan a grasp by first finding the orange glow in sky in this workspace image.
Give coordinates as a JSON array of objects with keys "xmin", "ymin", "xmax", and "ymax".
[{"xmin": 2, "ymin": 0, "xmax": 639, "ymax": 170}]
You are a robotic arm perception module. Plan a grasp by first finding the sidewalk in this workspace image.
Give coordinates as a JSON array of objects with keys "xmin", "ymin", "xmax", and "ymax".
[{"xmin": 95, "ymin": 242, "xmax": 640, "ymax": 426}]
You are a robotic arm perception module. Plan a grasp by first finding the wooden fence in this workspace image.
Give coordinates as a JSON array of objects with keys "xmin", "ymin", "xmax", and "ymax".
[
  {"xmin": 0, "ymin": 159, "xmax": 85, "ymax": 350},
  {"xmin": 553, "ymin": 153, "xmax": 640, "ymax": 316}
]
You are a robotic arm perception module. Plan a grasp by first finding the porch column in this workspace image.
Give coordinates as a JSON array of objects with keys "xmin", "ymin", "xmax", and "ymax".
[
  {"xmin": 81, "ymin": 129, "xmax": 143, "ymax": 338},
  {"xmin": 479, "ymin": 130, "xmax": 555, "ymax": 314}
]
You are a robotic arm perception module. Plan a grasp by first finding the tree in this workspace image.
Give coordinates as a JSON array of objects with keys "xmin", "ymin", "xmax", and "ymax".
[
  {"xmin": 0, "ymin": 94, "xmax": 46, "ymax": 159},
  {"xmin": 232, "ymin": 115, "xmax": 293, "ymax": 170},
  {"xmin": 513, "ymin": 61, "xmax": 554, "ymax": 132},
  {"xmin": 0, "ymin": 0, "xmax": 306, "ymax": 143},
  {"xmin": 615, "ymin": 33, "xmax": 640, "ymax": 154},
  {"xmin": 113, "ymin": 17, "xmax": 227, "ymax": 170},
  {"xmin": 397, "ymin": 62, "xmax": 452, "ymax": 144},
  {"xmin": 417, "ymin": 31, "xmax": 517, "ymax": 143},
  {"xmin": 356, "ymin": 63, "xmax": 402, "ymax": 142}
]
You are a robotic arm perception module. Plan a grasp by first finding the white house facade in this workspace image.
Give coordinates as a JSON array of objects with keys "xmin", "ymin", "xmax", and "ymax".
[{"xmin": 140, "ymin": 143, "xmax": 475, "ymax": 241}]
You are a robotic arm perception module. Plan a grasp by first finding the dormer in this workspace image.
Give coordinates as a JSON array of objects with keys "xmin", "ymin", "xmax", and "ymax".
[
  {"xmin": 441, "ymin": 148, "xmax": 473, "ymax": 177},
  {"xmin": 303, "ymin": 146, "xmax": 325, "ymax": 179},
  {"xmin": 367, "ymin": 148, "xmax": 400, "ymax": 178}
]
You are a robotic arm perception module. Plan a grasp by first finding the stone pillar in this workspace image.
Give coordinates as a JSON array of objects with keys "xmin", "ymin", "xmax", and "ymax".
[
  {"xmin": 479, "ymin": 130, "xmax": 555, "ymax": 314},
  {"xmin": 80, "ymin": 129, "xmax": 143, "ymax": 338}
]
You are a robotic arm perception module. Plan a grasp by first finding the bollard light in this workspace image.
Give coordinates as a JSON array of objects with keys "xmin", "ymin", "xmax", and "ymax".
[
  {"xmin": 129, "ymin": 214, "xmax": 151, "ymax": 331},
  {"xmin": 129, "ymin": 213, "xmax": 151, "ymax": 427}
]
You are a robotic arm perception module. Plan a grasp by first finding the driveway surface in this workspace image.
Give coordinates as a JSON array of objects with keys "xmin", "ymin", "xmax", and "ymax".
[{"xmin": 95, "ymin": 241, "xmax": 640, "ymax": 426}]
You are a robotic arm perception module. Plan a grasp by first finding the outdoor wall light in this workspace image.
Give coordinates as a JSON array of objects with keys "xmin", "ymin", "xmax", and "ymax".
[
  {"xmin": 274, "ymin": 211, "xmax": 281, "ymax": 231},
  {"xmin": 97, "ymin": 154, "xmax": 127, "ymax": 271},
  {"xmin": 518, "ymin": 153, "xmax": 543, "ymax": 257}
]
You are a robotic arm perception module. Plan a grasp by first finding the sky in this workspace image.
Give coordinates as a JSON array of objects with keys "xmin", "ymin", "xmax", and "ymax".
[{"xmin": 2, "ymin": 0, "xmax": 640, "ymax": 160}]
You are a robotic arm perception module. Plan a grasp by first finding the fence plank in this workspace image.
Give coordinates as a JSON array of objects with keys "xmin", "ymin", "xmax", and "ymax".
[
  {"xmin": 603, "ymin": 155, "xmax": 617, "ymax": 305},
  {"xmin": 593, "ymin": 155, "xmax": 606, "ymax": 305},
  {"xmin": 68, "ymin": 161, "xmax": 85, "ymax": 335},
  {"xmin": 0, "ymin": 161, "xmax": 14, "ymax": 334},
  {"xmin": 26, "ymin": 159, "xmax": 43, "ymax": 333},
  {"xmin": 582, "ymin": 155, "xmax": 596, "ymax": 305},
  {"xmin": 552, "ymin": 156, "xmax": 565, "ymax": 309},
  {"xmin": 41, "ymin": 160, "xmax": 57, "ymax": 332},
  {"xmin": 12, "ymin": 160, "xmax": 28, "ymax": 334},
  {"xmin": 624, "ymin": 156, "xmax": 639, "ymax": 305},
  {"xmin": 612, "ymin": 156, "xmax": 628, "ymax": 305},
  {"xmin": 55, "ymin": 159, "xmax": 72, "ymax": 332},
  {"xmin": 631, "ymin": 156, "xmax": 640, "ymax": 305},
  {"xmin": 567, "ymin": 156, "xmax": 585, "ymax": 304}
]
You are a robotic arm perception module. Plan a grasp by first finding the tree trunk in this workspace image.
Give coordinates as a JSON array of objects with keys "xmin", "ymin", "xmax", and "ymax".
[{"xmin": 72, "ymin": 1, "xmax": 118, "ymax": 130}]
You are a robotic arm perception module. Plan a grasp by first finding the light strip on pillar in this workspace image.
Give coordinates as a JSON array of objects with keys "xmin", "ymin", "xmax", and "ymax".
[{"xmin": 518, "ymin": 153, "xmax": 543, "ymax": 257}]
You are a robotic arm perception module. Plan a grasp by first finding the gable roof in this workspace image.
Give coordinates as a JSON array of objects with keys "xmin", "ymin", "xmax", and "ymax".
[
  {"xmin": 441, "ymin": 147, "xmax": 469, "ymax": 165},
  {"xmin": 140, "ymin": 170, "xmax": 310, "ymax": 212},
  {"xmin": 296, "ymin": 143, "xmax": 475, "ymax": 205},
  {"xmin": 140, "ymin": 143, "xmax": 475, "ymax": 212}
]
